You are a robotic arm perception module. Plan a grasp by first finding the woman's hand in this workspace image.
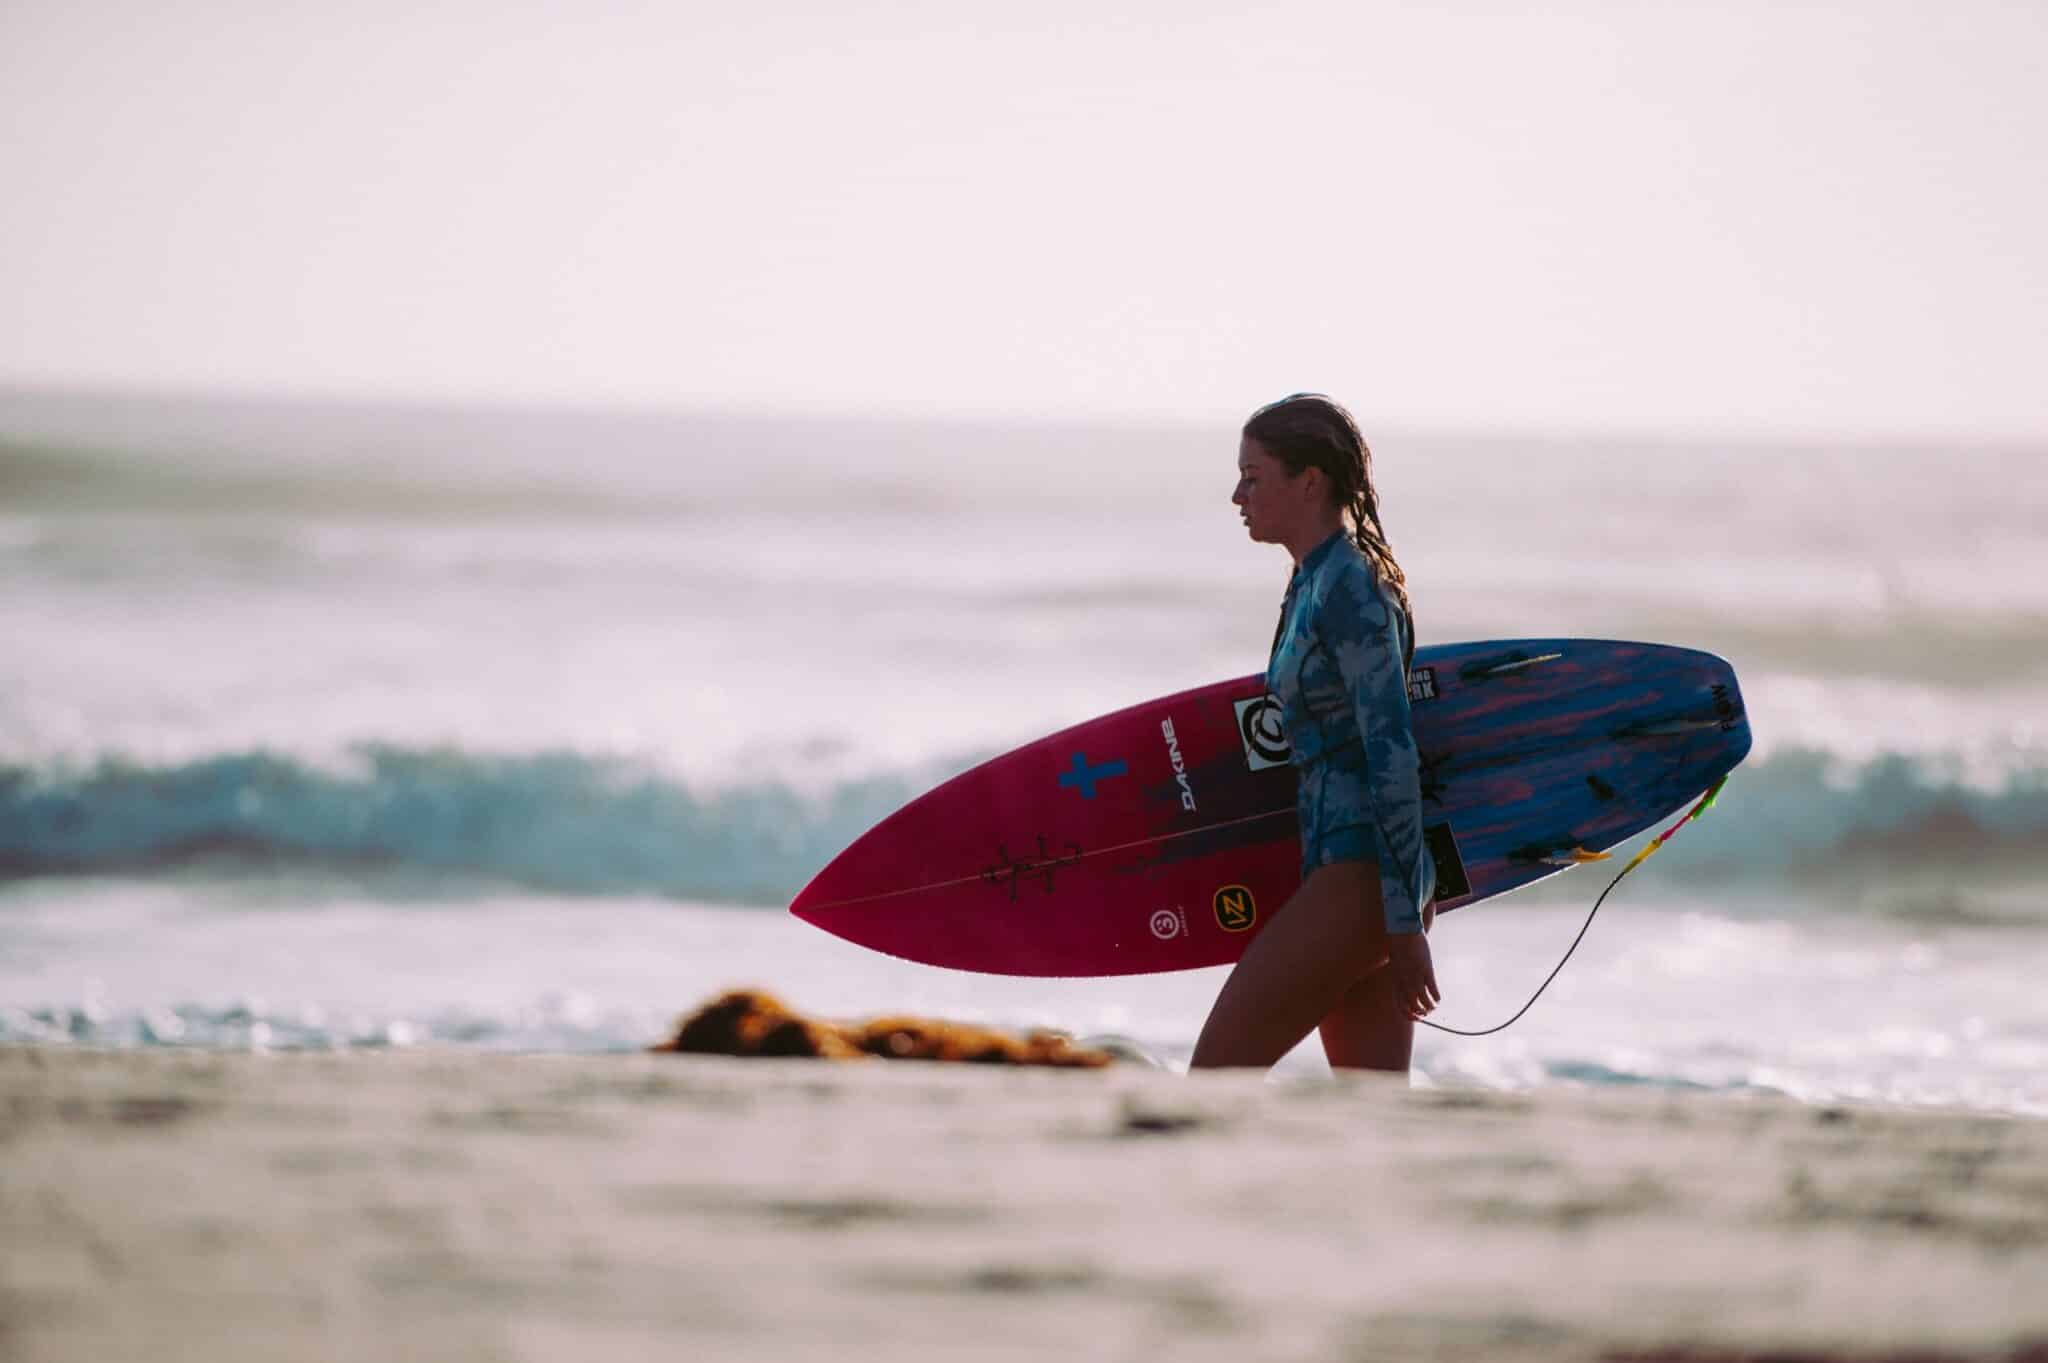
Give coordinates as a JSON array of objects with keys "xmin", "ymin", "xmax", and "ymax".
[{"xmin": 1387, "ymin": 930, "xmax": 1440, "ymax": 1020}]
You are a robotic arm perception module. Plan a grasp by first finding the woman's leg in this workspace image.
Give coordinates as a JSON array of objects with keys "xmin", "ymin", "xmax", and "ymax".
[
  {"xmin": 1189, "ymin": 861, "xmax": 1389, "ymax": 1070},
  {"xmin": 1317, "ymin": 965, "xmax": 1414, "ymax": 1072}
]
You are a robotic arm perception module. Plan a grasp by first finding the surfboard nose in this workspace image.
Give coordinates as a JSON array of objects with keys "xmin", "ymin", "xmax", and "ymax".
[
  {"xmin": 787, "ymin": 868, "xmax": 976, "ymax": 972},
  {"xmin": 788, "ymin": 854, "xmax": 863, "ymax": 924}
]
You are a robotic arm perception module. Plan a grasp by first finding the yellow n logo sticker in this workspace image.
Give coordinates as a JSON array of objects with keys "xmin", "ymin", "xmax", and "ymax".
[{"xmin": 1212, "ymin": 884, "xmax": 1256, "ymax": 933}]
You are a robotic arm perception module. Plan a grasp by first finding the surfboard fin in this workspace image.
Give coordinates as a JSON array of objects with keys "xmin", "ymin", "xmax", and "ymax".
[
  {"xmin": 1510, "ymin": 840, "xmax": 1614, "ymax": 867},
  {"xmin": 1460, "ymin": 649, "xmax": 1564, "ymax": 682},
  {"xmin": 1541, "ymin": 846, "xmax": 1612, "ymax": 867}
]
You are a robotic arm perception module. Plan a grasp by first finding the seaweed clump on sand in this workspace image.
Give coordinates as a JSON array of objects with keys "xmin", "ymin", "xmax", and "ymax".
[{"xmin": 650, "ymin": 988, "xmax": 1112, "ymax": 1067}]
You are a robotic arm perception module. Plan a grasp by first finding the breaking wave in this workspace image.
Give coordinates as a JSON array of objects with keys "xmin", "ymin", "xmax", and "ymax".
[
  {"xmin": 0, "ymin": 747, "xmax": 922, "ymax": 903},
  {"xmin": 1647, "ymin": 746, "xmax": 2048, "ymax": 881},
  {"xmin": 2, "ymin": 744, "xmax": 2046, "ymax": 907}
]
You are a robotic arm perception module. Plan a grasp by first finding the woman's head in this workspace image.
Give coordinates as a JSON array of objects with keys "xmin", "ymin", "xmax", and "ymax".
[{"xmin": 1236, "ymin": 392, "xmax": 1415, "ymax": 663}]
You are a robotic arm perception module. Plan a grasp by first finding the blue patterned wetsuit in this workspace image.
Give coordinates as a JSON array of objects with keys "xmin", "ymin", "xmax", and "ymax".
[{"xmin": 1266, "ymin": 530, "xmax": 1436, "ymax": 935}]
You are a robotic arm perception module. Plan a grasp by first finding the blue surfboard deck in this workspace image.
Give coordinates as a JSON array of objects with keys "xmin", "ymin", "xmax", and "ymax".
[{"xmin": 1398, "ymin": 638, "xmax": 1748, "ymax": 908}]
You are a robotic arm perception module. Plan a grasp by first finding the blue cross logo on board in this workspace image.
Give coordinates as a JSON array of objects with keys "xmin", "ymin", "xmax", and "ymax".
[{"xmin": 1057, "ymin": 752, "xmax": 1128, "ymax": 800}]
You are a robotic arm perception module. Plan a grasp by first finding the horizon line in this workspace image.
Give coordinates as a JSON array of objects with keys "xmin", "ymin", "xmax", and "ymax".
[{"xmin": 2, "ymin": 373, "xmax": 2043, "ymax": 455}]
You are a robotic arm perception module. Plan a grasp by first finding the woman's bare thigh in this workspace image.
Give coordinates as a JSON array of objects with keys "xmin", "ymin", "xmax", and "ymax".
[{"xmin": 1189, "ymin": 861, "xmax": 1390, "ymax": 1070}]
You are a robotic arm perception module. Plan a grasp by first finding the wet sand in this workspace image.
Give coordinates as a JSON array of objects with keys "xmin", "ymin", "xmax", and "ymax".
[{"xmin": 3, "ymin": 1047, "xmax": 2045, "ymax": 1363}]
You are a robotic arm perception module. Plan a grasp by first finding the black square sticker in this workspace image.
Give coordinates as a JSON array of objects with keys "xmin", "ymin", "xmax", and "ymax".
[{"xmin": 1424, "ymin": 822, "xmax": 1470, "ymax": 904}]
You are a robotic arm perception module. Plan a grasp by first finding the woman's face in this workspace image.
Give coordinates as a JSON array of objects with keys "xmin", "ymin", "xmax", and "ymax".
[{"xmin": 1233, "ymin": 436, "xmax": 1314, "ymax": 544}]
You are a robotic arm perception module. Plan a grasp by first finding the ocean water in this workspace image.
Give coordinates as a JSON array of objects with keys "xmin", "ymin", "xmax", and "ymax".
[{"xmin": 4, "ymin": 388, "xmax": 2045, "ymax": 1113}]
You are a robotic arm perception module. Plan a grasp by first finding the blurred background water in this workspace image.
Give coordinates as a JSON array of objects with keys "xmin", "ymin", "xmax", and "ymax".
[{"xmin": 3, "ymin": 388, "xmax": 2044, "ymax": 1113}]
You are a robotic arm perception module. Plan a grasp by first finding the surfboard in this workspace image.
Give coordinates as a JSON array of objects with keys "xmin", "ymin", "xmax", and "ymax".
[{"xmin": 791, "ymin": 639, "xmax": 1751, "ymax": 976}]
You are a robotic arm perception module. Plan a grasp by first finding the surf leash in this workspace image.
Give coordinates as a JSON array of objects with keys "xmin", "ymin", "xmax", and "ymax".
[{"xmin": 1418, "ymin": 774, "xmax": 1729, "ymax": 1037}]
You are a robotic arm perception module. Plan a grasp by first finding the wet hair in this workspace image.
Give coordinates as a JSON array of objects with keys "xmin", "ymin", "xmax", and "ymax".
[{"xmin": 1243, "ymin": 392, "xmax": 1415, "ymax": 672}]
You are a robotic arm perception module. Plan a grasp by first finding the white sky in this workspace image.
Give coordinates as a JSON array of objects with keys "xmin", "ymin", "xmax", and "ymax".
[{"xmin": 4, "ymin": 0, "xmax": 2045, "ymax": 439}]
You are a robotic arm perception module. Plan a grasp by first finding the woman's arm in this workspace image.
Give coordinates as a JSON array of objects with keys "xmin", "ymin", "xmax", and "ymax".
[{"xmin": 1318, "ymin": 561, "xmax": 1430, "ymax": 936}]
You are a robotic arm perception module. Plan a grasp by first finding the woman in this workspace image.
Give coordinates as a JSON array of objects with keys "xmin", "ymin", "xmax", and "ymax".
[{"xmin": 1190, "ymin": 394, "xmax": 1438, "ymax": 1073}]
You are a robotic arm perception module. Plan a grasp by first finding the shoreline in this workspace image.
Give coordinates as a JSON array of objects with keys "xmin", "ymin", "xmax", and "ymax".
[{"xmin": 4, "ymin": 1047, "xmax": 2045, "ymax": 1362}]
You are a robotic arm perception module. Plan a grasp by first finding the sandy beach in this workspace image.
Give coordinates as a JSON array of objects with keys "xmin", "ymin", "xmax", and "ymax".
[{"xmin": 4, "ymin": 1047, "xmax": 2045, "ymax": 1363}]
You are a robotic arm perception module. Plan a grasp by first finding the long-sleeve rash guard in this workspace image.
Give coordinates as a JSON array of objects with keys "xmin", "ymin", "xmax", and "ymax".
[{"xmin": 1265, "ymin": 529, "xmax": 1435, "ymax": 934}]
